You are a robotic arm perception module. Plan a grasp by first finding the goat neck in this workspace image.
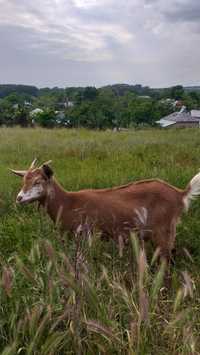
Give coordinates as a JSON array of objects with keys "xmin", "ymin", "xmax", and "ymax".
[{"xmin": 40, "ymin": 178, "xmax": 70, "ymax": 225}]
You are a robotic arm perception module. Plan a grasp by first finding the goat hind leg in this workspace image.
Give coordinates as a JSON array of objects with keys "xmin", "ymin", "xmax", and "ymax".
[{"xmin": 152, "ymin": 224, "xmax": 176, "ymax": 267}]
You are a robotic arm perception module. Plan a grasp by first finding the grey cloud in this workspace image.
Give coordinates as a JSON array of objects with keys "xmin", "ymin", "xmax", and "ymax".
[
  {"xmin": 143, "ymin": 0, "xmax": 200, "ymax": 26},
  {"xmin": 163, "ymin": 1, "xmax": 200, "ymax": 24},
  {"xmin": 0, "ymin": 0, "xmax": 200, "ymax": 87}
]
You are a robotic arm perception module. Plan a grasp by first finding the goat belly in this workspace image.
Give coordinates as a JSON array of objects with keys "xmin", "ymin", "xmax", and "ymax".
[{"xmin": 68, "ymin": 202, "xmax": 132, "ymax": 237}]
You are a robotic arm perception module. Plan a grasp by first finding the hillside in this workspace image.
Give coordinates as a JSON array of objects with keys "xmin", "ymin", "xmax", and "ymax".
[
  {"xmin": 0, "ymin": 127, "xmax": 200, "ymax": 354},
  {"xmin": 0, "ymin": 83, "xmax": 200, "ymax": 99}
]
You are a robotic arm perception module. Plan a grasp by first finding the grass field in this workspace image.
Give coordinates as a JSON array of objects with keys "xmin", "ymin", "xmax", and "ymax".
[{"xmin": 0, "ymin": 127, "xmax": 200, "ymax": 354}]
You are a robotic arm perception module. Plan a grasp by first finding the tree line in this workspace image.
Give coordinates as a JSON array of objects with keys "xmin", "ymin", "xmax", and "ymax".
[{"xmin": 0, "ymin": 84, "xmax": 200, "ymax": 129}]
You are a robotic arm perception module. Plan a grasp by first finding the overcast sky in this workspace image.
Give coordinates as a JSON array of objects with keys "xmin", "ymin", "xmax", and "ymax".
[{"xmin": 0, "ymin": 0, "xmax": 200, "ymax": 88}]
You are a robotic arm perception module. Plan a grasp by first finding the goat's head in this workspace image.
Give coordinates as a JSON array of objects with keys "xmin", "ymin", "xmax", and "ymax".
[{"xmin": 10, "ymin": 158, "xmax": 53, "ymax": 204}]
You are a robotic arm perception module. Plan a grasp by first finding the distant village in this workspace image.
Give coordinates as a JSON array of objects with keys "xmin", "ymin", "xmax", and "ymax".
[
  {"xmin": 28, "ymin": 99, "xmax": 200, "ymax": 129},
  {"xmin": 0, "ymin": 84, "xmax": 200, "ymax": 129}
]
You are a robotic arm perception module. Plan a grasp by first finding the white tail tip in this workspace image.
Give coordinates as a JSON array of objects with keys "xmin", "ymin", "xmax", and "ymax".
[{"xmin": 183, "ymin": 171, "xmax": 200, "ymax": 211}]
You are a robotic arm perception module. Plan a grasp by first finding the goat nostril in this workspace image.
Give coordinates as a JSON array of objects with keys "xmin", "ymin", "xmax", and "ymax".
[{"xmin": 16, "ymin": 195, "xmax": 23, "ymax": 202}]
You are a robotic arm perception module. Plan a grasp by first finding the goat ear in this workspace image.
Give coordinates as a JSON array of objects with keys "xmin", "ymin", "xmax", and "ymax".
[
  {"xmin": 9, "ymin": 169, "xmax": 26, "ymax": 177},
  {"xmin": 42, "ymin": 164, "xmax": 53, "ymax": 179}
]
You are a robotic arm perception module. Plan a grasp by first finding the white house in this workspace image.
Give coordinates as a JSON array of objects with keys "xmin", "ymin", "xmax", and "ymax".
[{"xmin": 30, "ymin": 108, "xmax": 43, "ymax": 117}]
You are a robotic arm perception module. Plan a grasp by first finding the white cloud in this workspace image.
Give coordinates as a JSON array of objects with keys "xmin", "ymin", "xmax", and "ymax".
[
  {"xmin": 73, "ymin": 0, "xmax": 105, "ymax": 8},
  {"xmin": 0, "ymin": 0, "xmax": 133, "ymax": 62},
  {"xmin": 0, "ymin": 0, "xmax": 200, "ymax": 87}
]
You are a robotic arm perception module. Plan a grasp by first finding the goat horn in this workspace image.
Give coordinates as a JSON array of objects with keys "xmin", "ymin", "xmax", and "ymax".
[
  {"xmin": 9, "ymin": 169, "xmax": 27, "ymax": 177},
  {"xmin": 40, "ymin": 160, "xmax": 52, "ymax": 168},
  {"xmin": 29, "ymin": 158, "xmax": 38, "ymax": 170}
]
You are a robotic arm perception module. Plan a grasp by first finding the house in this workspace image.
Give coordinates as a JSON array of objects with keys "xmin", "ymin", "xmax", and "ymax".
[
  {"xmin": 24, "ymin": 101, "xmax": 32, "ymax": 107},
  {"xmin": 55, "ymin": 111, "xmax": 71, "ymax": 127},
  {"xmin": 157, "ymin": 107, "xmax": 200, "ymax": 128},
  {"xmin": 30, "ymin": 108, "xmax": 43, "ymax": 117},
  {"xmin": 160, "ymin": 98, "xmax": 183, "ymax": 108},
  {"xmin": 55, "ymin": 111, "xmax": 65, "ymax": 119},
  {"xmin": 57, "ymin": 100, "xmax": 74, "ymax": 109},
  {"xmin": 191, "ymin": 110, "xmax": 200, "ymax": 118},
  {"xmin": 67, "ymin": 100, "xmax": 74, "ymax": 108},
  {"xmin": 174, "ymin": 100, "xmax": 183, "ymax": 109}
]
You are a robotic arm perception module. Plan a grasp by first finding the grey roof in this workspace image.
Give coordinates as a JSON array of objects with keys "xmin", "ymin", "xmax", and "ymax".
[
  {"xmin": 158, "ymin": 112, "xmax": 200, "ymax": 123},
  {"xmin": 156, "ymin": 119, "xmax": 176, "ymax": 128},
  {"xmin": 191, "ymin": 110, "xmax": 200, "ymax": 118}
]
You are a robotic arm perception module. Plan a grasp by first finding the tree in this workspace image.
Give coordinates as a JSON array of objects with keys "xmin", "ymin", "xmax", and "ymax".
[
  {"xmin": 14, "ymin": 107, "xmax": 29, "ymax": 127},
  {"xmin": 83, "ymin": 87, "xmax": 98, "ymax": 101},
  {"xmin": 170, "ymin": 85, "xmax": 184, "ymax": 100},
  {"xmin": 34, "ymin": 110, "xmax": 56, "ymax": 128}
]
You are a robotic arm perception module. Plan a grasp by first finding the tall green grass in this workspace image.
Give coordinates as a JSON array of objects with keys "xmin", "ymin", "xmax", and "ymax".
[{"xmin": 0, "ymin": 127, "xmax": 200, "ymax": 354}]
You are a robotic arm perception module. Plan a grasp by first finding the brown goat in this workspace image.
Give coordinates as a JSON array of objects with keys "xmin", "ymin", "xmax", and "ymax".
[{"xmin": 11, "ymin": 159, "xmax": 200, "ymax": 262}]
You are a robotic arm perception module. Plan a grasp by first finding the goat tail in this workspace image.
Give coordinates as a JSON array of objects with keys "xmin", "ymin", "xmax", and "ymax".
[{"xmin": 183, "ymin": 171, "xmax": 200, "ymax": 211}]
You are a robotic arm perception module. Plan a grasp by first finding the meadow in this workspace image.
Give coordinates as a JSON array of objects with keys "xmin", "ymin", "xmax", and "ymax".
[{"xmin": 0, "ymin": 127, "xmax": 200, "ymax": 354}]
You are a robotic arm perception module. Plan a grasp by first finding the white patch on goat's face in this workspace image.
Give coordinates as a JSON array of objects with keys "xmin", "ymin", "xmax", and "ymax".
[{"xmin": 16, "ymin": 184, "xmax": 44, "ymax": 204}]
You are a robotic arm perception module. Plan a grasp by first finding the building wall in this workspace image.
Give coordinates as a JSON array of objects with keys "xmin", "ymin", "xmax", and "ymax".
[{"xmin": 172, "ymin": 122, "xmax": 199, "ymax": 128}]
